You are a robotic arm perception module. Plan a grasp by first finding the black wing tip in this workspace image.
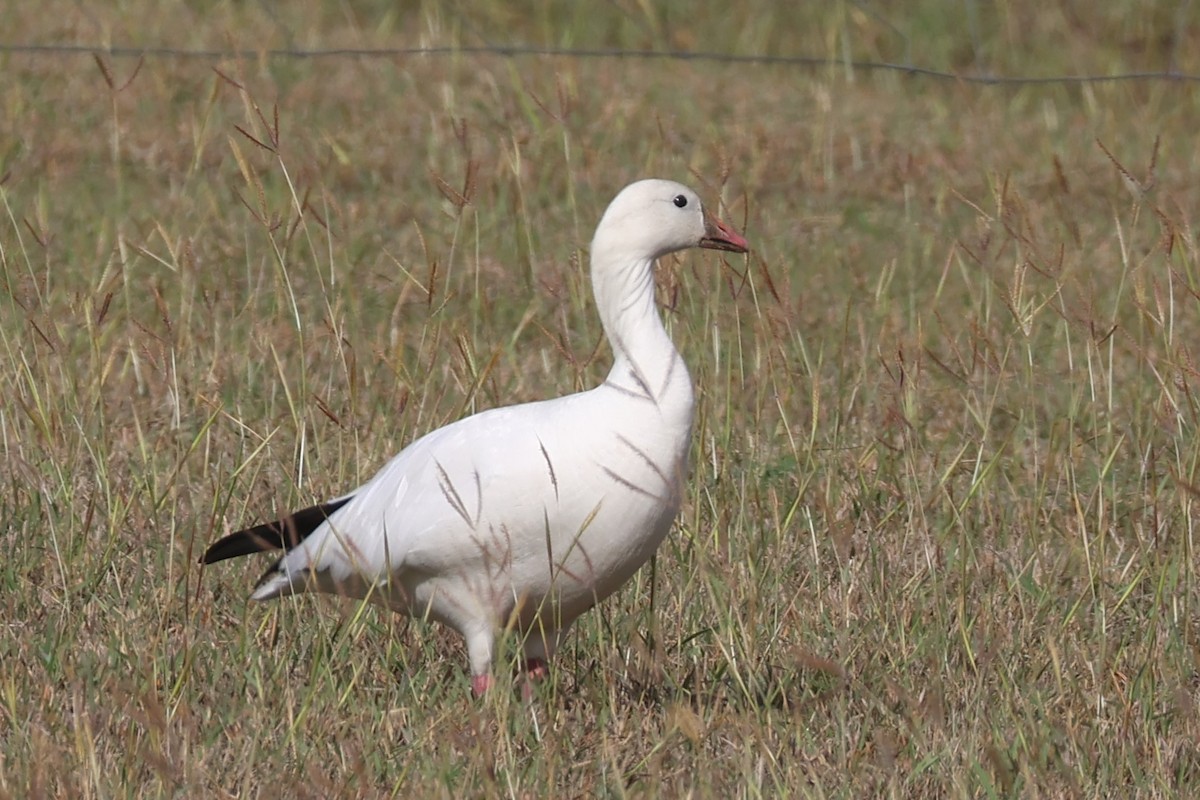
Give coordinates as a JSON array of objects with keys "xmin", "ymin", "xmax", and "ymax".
[
  {"xmin": 199, "ymin": 495, "xmax": 355, "ymax": 567},
  {"xmin": 200, "ymin": 530, "xmax": 277, "ymax": 565}
]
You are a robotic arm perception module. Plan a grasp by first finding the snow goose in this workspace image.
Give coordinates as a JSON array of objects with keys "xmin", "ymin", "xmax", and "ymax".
[{"xmin": 201, "ymin": 179, "xmax": 750, "ymax": 695}]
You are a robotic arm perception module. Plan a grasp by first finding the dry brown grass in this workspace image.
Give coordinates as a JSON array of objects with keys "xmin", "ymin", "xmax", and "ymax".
[{"xmin": 3, "ymin": 2, "xmax": 1200, "ymax": 797}]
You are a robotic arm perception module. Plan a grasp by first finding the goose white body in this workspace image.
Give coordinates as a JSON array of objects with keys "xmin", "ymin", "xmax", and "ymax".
[{"xmin": 203, "ymin": 179, "xmax": 749, "ymax": 693}]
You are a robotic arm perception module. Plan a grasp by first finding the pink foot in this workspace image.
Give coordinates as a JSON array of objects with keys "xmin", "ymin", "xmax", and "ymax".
[
  {"xmin": 471, "ymin": 673, "xmax": 493, "ymax": 696},
  {"xmin": 520, "ymin": 658, "xmax": 549, "ymax": 700}
]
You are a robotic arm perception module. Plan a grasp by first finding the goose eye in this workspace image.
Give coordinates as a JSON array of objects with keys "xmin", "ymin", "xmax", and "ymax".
[{"xmin": 673, "ymin": 195, "xmax": 688, "ymax": 208}]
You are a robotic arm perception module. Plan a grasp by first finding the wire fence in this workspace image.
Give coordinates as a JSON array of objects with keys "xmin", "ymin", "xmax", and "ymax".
[{"xmin": 3, "ymin": 42, "xmax": 1199, "ymax": 87}]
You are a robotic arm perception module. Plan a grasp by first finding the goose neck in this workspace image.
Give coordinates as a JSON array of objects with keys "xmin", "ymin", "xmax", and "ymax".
[{"xmin": 591, "ymin": 252, "xmax": 689, "ymax": 401}]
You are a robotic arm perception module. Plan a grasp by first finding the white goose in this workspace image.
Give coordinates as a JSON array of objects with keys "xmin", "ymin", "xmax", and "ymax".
[{"xmin": 202, "ymin": 179, "xmax": 749, "ymax": 694}]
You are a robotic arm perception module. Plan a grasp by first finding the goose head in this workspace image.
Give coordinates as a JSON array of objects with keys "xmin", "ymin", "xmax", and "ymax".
[{"xmin": 591, "ymin": 179, "xmax": 750, "ymax": 263}]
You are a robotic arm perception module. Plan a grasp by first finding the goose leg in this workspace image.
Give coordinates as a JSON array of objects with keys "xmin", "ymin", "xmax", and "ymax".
[{"xmin": 519, "ymin": 657, "xmax": 548, "ymax": 701}]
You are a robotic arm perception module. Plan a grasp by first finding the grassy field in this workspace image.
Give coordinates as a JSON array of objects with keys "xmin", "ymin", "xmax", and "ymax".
[{"xmin": 3, "ymin": 1, "xmax": 1200, "ymax": 797}]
